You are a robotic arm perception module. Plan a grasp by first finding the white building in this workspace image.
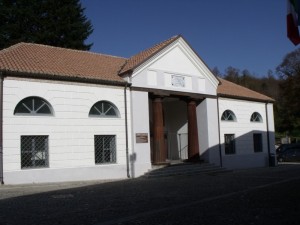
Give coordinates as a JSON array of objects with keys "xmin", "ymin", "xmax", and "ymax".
[{"xmin": 0, "ymin": 35, "xmax": 275, "ymax": 184}]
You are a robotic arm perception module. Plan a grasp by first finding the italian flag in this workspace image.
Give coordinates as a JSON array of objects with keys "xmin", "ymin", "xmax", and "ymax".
[{"xmin": 287, "ymin": 0, "xmax": 300, "ymax": 45}]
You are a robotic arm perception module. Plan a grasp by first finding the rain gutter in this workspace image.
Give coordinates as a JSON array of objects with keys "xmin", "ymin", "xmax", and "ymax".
[
  {"xmin": 1, "ymin": 70, "xmax": 127, "ymax": 87},
  {"xmin": 0, "ymin": 72, "xmax": 4, "ymax": 184},
  {"xmin": 124, "ymin": 83, "xmax": 132, "ymax": 178},
  {"xmin": 216, "ymin": 97, "xmax": 223, "ymax": 167},
  {"xmin": 265, "ymin": 103, "xmax": 271, "ymax": 166}
]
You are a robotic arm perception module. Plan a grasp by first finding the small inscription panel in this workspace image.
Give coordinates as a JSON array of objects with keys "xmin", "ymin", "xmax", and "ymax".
[
  {"xmin": 171, "ymin": 75, "xmax": 185, "ymax": 87},
  {"xmin": 136, "ymin": 133, "xmax": 148, "ymax": 143}
]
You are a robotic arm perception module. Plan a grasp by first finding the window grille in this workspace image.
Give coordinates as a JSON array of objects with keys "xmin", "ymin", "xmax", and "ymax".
[
  {"xmin": 224, "ymin": 134, "xmax": 235, "ymax": 154},
  {"xmin": 14, "ymin": 97, "xmax": 53, "ymax": 115},
  {"xmin": 250, "ymin": 112, "xmax": 263, "ymax": 122},
  {"xmin": 21, "ymin": 136, "xmax": 49, "ymax": 168},
  {"xmin": 253, "ymin": 133, "xmax": 263, "ymax": 152},
  {"xmin": 94, "ymin": 135, "xmax": 116, "ymax": 164},
  {"xmin": 221, "ymin": 110, "xmax": 236, "ymax": 121},
  {"xmin": 89, "ymin": 101, "xmax": 120, "ymax": 117}
]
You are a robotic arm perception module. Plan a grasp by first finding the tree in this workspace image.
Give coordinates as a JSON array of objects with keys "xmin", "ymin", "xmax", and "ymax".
[
  {"xmin": 0, "ymin": 0, "xmax": 93, "ymax": 50},
  {"xmin": 211, "ymin": 66, "xmax": 222, "ymax": 77},
  {"xmin": 276, "ymin": 48, "xmax": 300, "ymax": 134},
  {"xmin": 223, "ymin": 66, "xmax": 240, "ymax": 83}
]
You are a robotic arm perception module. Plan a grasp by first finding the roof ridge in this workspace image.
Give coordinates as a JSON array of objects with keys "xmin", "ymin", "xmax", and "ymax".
[
  {"xmin": 0, "ymin": 42, "xmax": 127, "ymax": 60},
  {"xmin": 0, "ymin": 42, "xmax": 27, "ymax": 54},
  {"xmin": 135, "ymin": 35, "xmax": 180, "ymax": 55}
]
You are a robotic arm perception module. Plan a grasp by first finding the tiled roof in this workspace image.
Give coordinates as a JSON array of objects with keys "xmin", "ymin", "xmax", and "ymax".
[
  {"xmin": 0, "ymin": 42, "xmax": 127, "ymax": 83},
  {"xmin": 217, "ymin": 77, "xmax": 274, "ymax": 102},
  {"xmin": 0, "ymin": 38, "xmax": 274, "ymax": 102},
  {"xmin": 119, "ymin": 35, "xmax": 180, "ymax": 75}
]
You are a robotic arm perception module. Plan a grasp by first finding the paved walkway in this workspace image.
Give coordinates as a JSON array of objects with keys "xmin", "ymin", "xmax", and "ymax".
[
  {"xmin": 0, "ymin": 179, "xmax": 122, "ymax": 200},
  {"xmin": 0, "ymin": 164, "xmax": 300, "ymax": 225}
]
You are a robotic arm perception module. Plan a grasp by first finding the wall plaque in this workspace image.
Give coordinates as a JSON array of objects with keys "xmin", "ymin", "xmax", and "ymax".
[
  {"xmin": 136, "ymin": 133, "xmax": 148, "ymax": 143},
  {"xmin": 171, "ymin": 75, "xmax": 185, "ymax": 87}
]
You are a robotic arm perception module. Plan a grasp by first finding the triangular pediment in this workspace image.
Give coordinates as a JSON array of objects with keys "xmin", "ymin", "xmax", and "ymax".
[{"xmin": 129, "ymin": 36, "xmax": 219, "ymax": 96}]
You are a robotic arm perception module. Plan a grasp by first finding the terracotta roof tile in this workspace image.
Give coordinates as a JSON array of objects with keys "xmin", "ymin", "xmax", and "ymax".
[
  {"xmin": 0, "ymin": 42, "xmax": 127, "ymax": 83},
  {"xmin": 0, "ymin": 38, "xmax": 274, "ymax": 102},
  {"xmin": 119, "ymin": 35, "xmax": 180, "ymax": 75},
  {"xmin": 217, "ymin": 77, "xmax": 274, "ymax": 102}
]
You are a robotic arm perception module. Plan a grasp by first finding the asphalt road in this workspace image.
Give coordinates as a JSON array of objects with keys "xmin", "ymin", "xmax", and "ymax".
[{"xmin": 0, "ymin": 163, "xmax": 300, "ymax": 225}]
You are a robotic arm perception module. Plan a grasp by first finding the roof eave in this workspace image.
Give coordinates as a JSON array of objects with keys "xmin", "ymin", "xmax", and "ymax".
[
  {"xmin": 217, "ymin": 93, "xmax": 275, "ymax": 103},
  {"xmin": 1, "ymin": 69, "xmax": 128, "ymax": 86}
]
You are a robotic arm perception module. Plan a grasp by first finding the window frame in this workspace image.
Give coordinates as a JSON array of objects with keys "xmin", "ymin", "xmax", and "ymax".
[
  {"xmin": 89, "ymin": 101, "xmax": 120, "ymax": 118},
  {"xmin": 250, "ymin": 112, "xmax": 263, "ymax": 122},
  {"xmin": 224, "ymin": 134, "xmax": 236, "ymax": 154},
  {"xmin": 14, "ymin": 96, "xmax": 54, "ymax": 116},
  {"xmin": 221, "ymin": 110, "xmax": 237, "ymax": 122},
  {"xmin": 20, "ymin": 135, "xmax": 49, "ymax": 169},
  {"xmin": 94, "ymin": 135, "xmax": 117, "ymax": 164}
]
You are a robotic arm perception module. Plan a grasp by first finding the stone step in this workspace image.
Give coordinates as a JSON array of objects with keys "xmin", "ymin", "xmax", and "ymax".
[{"xmin": 144, "ymin": 162, "xmax": 231, "ymax": 178}]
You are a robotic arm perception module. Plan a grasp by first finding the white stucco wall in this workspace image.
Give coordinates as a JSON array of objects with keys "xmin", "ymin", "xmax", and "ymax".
[
  {"xmin": 218, "ymin": 98, "xmax": 273, "ymax": 169},
  {"xmin": 129, "ymin": 90, "xmax": 152, "ymax": 177},
  {"xmin": 3, "ymin": 78, "xmax": 131, "ymax": 184},
  {"xmin": 197, "ymin": 98, "xmax": 220, "ymax": 165}
]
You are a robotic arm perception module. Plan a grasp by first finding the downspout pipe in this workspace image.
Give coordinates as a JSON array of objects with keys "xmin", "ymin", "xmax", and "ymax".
[
  {"xmin": 216, "ymin": 97, "xmax": 223, "ymax": 167},
  {"xmin": 265, "ymin": 103, "xmax": 271, "ymax": 166},
  {"xmin": 124, "ymin": 83, "xmax": 130, "ymax": 178},
  {"xmin": 0, "ymin": 72, "xmax": 4, "ymax": 184}
]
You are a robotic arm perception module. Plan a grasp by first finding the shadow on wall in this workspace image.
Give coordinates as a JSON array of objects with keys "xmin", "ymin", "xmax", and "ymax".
[
  {"xmin": 129, "ymin": 152, "xmax": 137, "ymax": 178},
  {"xmin": 128, "ymin": 130, "xmax": 275, "ymax": 178},
  {"xmin": 196, "ymin": 129, "xmax": 275, "ymax": 169}
]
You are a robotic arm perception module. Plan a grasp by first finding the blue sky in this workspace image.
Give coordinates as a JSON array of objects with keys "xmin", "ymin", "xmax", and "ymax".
[{"xmin": 80, "ymin": 0, "xmax": 297, "ymax": 77}]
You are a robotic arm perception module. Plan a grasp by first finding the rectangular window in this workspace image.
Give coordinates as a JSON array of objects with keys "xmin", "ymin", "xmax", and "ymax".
[
  {"xmin": 21, "ymin": 136, "xmax": 49, "ymax": 169},
  {"xmin": 225, "ymin": 134, "xmax": 235, "ymax": 154},
  {"xmin": 94, "ymin": 135, "xmax": 116, "ymax": 164},
  {"xmin": 253, "ymin": 133, "xmax": 263, "ymax": 152}
]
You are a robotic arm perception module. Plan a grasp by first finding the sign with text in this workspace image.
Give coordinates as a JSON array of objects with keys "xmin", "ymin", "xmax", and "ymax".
[{"xmin": 136, "ymin": 133, "xmax": 148, "ymax": 143}]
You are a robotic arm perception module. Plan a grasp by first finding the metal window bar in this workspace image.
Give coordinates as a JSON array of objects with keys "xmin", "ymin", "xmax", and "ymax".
[
  {"xmin": 94, "ymin": 135, "xmax": 116, "ymax": 164},
  {"xmin": 21, "ymin": 136, "xmax": 48, "ymax": 168}
]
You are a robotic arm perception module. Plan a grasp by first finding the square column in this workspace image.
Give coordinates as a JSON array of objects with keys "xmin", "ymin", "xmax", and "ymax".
[
  {"xmin": 152, "ymin": 97, "xmax": 167, "ymax": 164},
  {"xmin": 187, "ymin": 99, "xmax": 200, "ymax": 160}
]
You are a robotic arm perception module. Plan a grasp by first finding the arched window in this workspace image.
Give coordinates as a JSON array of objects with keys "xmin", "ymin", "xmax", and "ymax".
[
  {"xmin": 221, "ymin": 110, "xmax": 236, "ymax": 121},
  {"xmin": 14, "ymin": 97, "xmax": 53, "ymax": 115},
  {"xmin": 89, "ymin": 101, "xmax": 120, "ymax": 117},
  {"xmin": 250, "ymin": 112, "xmax": 263, "ymax": 122}
]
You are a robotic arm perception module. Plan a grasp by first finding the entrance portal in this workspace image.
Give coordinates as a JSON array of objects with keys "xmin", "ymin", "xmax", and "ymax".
[{"xmin": 149, "ymin": 97, "xmax": 189, "ymax": 163}]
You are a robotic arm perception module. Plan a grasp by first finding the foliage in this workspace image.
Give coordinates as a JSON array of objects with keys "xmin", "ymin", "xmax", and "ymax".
[
  {"xmin": 276, "ymin": 48, "xmax": 300, "ymax": 133},
  {"xmin": 216, "ymin": 66, "xmax": 280, "ymax": 102},
  {"xmin": 213, "ymin": 66, "xmax": 281, "ymax": 131},
  {"xmin": 0, "ymin": 0, "xmax": 93, "ymax": 50},
  {"xmin": 213, "ymin": 47, "xmax": 300, "ymax": 136}
]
